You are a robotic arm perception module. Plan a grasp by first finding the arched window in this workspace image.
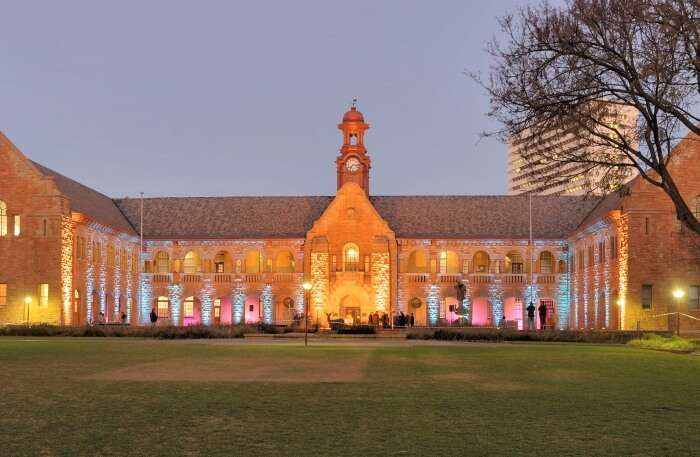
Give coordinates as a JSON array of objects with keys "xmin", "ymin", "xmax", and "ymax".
[
  {"xmin": 558, "ymin": 259, "xmax": 567, "ymax": 273},
  {"xmin": 343, "ymin": 243, "xmax": 360, "ymax": 272},
  {"xmin": 214, "ymin": 251, "xmax": 231, "ymax": 273},
  {"xmin": 539, "ymin": 251, "xmax": 554, "ymax": 274},
  {"xmin": 693, "ymin": 196, "xmax": 700, "ymax": 220},
  {"xmin": 473, "ymin": 251, "xmax": 490, "ymax": 273},
  {"xmin": 183, "ymin": 251, "xmax": 201, "ymax": 274},
  {"xmin": 0, "ymin": 200, "xmax": 7, "ymax": 236},
  {"xmin": 107, "ymin": 245, "xmax": 114, "ymax": 267},
  {"xmin": 93, "ymin": 242, "xmax": 102, "ymax": 264},
  {"xmin": 245, "ymin": 250, "xmax": 262, "ymax": 273},
  {"xmin": 505, "ymin": 250, "xmax": 524, "ymax": 274},
  {"xmin": 275, "ymin": 251, "xmax": 295, "ymax": 273},
  {"xmin": 439, "ymin": 251, "xmax": 459, "ymax": 274},
  {"xmin": 155, "ymin": 251, "xmax": 170, "ymax": 273},
  {"xmin": 73, "ymin": 289, "xmax": 81, "ymax": 314},
  {"xmin": 156, "ymin": 296, "xmax": 169, "ymax": 318},
  {"xmin": 407, "ymin": 250, "xmax": 427, "ymax": 273}
]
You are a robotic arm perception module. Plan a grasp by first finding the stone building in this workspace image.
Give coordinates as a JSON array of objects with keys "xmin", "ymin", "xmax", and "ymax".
[{"xmin": 1, "ymin": 105, "xmax": 699, "ymax": 331}]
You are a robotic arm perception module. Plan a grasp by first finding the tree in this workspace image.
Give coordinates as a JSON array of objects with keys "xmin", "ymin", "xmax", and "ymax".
[{"xmin": 479, "ymin": 0, "xmax": 700, "ymax": 233}]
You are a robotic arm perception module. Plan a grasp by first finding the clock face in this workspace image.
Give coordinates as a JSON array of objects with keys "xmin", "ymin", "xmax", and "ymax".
[{"xmin": 345, "ymin": 157, "xmax": 361, "ymax": 172}]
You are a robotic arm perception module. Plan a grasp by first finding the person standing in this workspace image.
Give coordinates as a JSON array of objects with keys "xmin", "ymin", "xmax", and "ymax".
[
  {"xmin": 526, "ymin": 302, "xmax": 536, "ymax": 331},
  {"xmin": 409, "ymin": 313, "xmax": 415, "ymax": 327},
  {"xmin": 149, "ymin": 307, "xmax": 158, "ymax": 326},
  {"xmin": 538, "ymin": 302, "xmax": 548, "ymax": 330}
]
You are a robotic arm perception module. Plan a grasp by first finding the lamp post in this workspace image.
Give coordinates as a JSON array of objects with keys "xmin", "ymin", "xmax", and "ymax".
[
  {"xmin": 24, "ymin": 296, "xmax": 32, "ymax": 325},
  {"xmin": 672, "ymin": 289, "xmax": 685, "ymax": 336},
  {"xmin": 302, "ymin": 281, "xmax": 312, "ymax": 347}
]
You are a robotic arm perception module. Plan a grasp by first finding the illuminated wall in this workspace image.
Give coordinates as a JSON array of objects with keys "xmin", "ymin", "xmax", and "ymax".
[
  {"xmin": 489, "ymin": 278, "xmax": 504, "ymax": 324},
  {"xmin": 261, "ymin": 284, "xmax": 273, "ymax": 324},
  {"xmin": 232, "ymin": 284, "xmax": 245, "ymax": 324},
  {"xmin": 618, "ymin": 216, "xmax": 629, "ymax": 329},
  {"xmin": 125, "ymin": 247, "xmax": 133, "ymax": 323},
  {"xmin": 199, "ymin": 277, "xmax": 214, "ymax": 325},
  {"xmin": 556, "ymin": 250, "xmax": 570, "ymax": 330},
  {"xmin": 167, "ymin": 283, "xmax": 183, "ymax": 326},
  {"xmin": 86, "ymin": 239, "xmax": 94, "ymax": 323},
  {"xmin": 371, "ymin": 252, "xmax": 390, "ymax": 312},
  {"xmin": 113, "ymin": 242, "xmax": 121, "ymax": 321},
  {"xmin": 139, "ymin": 274, "xmax": 152, "ymax": 325},
  {"xmin": 60, "ymin": 217, "xmax": 73, "ymax": 325},
  {"xmin": 427, "ymin": 284, "xmax": 440, "ymax": 326},
  {"xmin": 310, "ymin": 253, "xmax": 329, "ymax": 311}
]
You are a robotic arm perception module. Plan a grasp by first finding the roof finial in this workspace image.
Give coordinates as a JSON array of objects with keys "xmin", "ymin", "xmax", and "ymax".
[{"xmin": 351, "ymin": 97, "xmax": 357, "ymax": 109}]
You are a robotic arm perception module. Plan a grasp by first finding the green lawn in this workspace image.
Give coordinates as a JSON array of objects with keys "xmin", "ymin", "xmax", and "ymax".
[{"xmin": 1, "ymin": 339, "xmax": 699, "ymax": 457}]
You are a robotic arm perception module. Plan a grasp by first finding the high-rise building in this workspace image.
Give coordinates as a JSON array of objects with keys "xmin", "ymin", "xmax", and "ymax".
[{"xmin": 507, "ymin": 106, "xmax": 638, "ymax": 195}]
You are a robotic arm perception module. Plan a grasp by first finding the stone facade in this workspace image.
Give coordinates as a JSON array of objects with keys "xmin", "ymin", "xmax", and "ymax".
[{"xmin": 1, "ymin": 108, "xmax": 699, "ymax": 331}]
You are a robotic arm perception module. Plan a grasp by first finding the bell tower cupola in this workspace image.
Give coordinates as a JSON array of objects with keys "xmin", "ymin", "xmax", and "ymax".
[{"xmin": 336, "ymin": 99, "xmax": 371, "ymax": 194}]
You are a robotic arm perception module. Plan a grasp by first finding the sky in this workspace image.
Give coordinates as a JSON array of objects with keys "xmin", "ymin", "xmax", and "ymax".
[{"xmin": 0, "ymin": 0, "xmax": 540, "ymax": 198}]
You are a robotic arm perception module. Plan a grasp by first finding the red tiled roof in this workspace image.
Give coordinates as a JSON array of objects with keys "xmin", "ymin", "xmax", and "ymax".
[
  {"xmin": 114, "ymin": 194, "xmax": 599, "ymax": 240},
  {"xmin": 31, "ymin": 161, "xmax": 137, "ymax": 235}
]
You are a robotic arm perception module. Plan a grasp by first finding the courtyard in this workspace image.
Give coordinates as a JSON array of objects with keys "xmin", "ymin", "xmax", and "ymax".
[{"xmin": 1, "ymin": 338, "xmax": 699, "ymax": 456}]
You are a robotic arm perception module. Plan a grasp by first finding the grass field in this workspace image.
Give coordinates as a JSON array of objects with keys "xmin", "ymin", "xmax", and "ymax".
[{"xmin": 1, "ymin": 338, "xmax": 699, "ymax": 456}]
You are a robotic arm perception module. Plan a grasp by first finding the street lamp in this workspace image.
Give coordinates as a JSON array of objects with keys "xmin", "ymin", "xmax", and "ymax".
[
  {"xmin": 24, "ymin": 296, "xmax": 32, "ymax": 325},
  {"xmin": 302, "ymin": 281, "xmax": 312, "ymax": 347},
  {"xmin": 672, "ymin": 288, "xmax": 685, "ymax": 336}
]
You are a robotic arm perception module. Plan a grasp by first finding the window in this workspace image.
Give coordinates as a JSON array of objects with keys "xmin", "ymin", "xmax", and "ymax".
[
  {"xmin": 641, "ymin": 284, "xmax": 653, "ymax": 309},
  {"xmin": 214, "ymin": 252, "xmax": 226, "ymax": 273},
  {"xmin": 93, "ymin": 242, "xmax": 101, "ymax": 264},
  {"xmin": 693, "ymin": 196, "xmax": 700, "ymax": 221},
  {"xmin": 571, "ymin": 254, "xmax": 575, "ymax": 273},
  {"xmin": 13, "ymin": 215, "xmax": 20, "ymax": 236},
  {"xmin": 43, "ymin": 219, "xmax": 47, "ymax": 237},
  {"xmin": 644, "ymin": 217, "xmax": 649, "ymax": 235},
  {"xmin": 407, "ymin": 250, "xmax": 427, "ymax": 273},
  {"xmin": 183, "ymin": 251, "xmax": 201, "ymax": 274},
  {"xmin": 107, "ymin": 245, "xmax": 114, "ymax": 267},
  {"xmin": 689, "ymin": 286, "xmax": 700, "ymax": 310},
  {"xmin": 274, "ymin": 251, "xmax": 295, "ymax": 273},
  {"xmin": 588, "ymin": 246, "xmax": 594, "ymax": 267},
  {"xmin": 0, "ymin": 283, "xmax": 6, "ymax": 307},
  {"xmin": 244, "ymin": 250, "xmax": 262, "ymax": 273},
  {"xmin": 610, "ymin": 236, "xmax": 617, "ymax": 259},
  {"xmin": 157, "ymin": 296, "xmax": 169, "ymax": 318},
  {"xmin": 343, "ymin": 243, "xmax": 359, "ymax": 272},
  {"xmin": 439, "ymin": 251, "xmax": 459, "ymax": 274},
  {"xmin": 0, "ymin": 200, "xmax": 6, "ymax": 236},
  {"xmin": 39, "ymin": 283, "xmax": 49, "ymax": 307},
  {"xmin": 539, "ymin": 251, "xmax": 554, "ymax": 274},
  {"xmin": 184, "ymin": 297, "xmax": 195, "ymax": 318},
  {"xmin": 578, "ymin": 250, "xmax": 584, "ymax": 270},
  {"xmin": 599, "ymin": 241, "xmax": 605, "ymax": 263},
  {"xmin": 473, "ymin": 251, "xmax": 490, "ymax": 273},
  {"xmin": 506, "ymin": 251, "xmax": 524, "ymax": 274},
  {"xmin": 214, "ymin": 298, "xmax": 221, "ymax": 319},
  {"xmin": 155, "ymin": 251, "xmax": 170, "ymax": 273}
]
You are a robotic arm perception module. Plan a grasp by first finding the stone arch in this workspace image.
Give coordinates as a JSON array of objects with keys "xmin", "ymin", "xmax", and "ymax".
[
  {"xmin": 244, "ymin": 250, "xmax": 263, "ymax": 273},
  {"xmin": 505, "ymin": 250, "xmax": 524, "ymax": 274},
  {"xmin": 275, "ymin": 250, "xmax": 296, "ymax": 273},
  {"xmin": 183, "ymin": 251, "xmax": 201, "ymax": 274},
  {"xmin": 154, "ymin": 250, "xmax": 170, "ymax": 273},
  {"xmin": 407, "ymin": 250, "xmax": 428, "ymax": 273},
  {"xmin": 213, "ymin": 250, "xmax": 233, "ymax": 273},
  {"xmin": 473, "ymin": 251, "xmax": 490, "ymax": 273},
  {"xmin": 439, "ymin": 251, "xmax": 460, "ymax": 274},
  {"xmin": 539, "ymin": 251, "xmax": 554, "ymax": 274}
]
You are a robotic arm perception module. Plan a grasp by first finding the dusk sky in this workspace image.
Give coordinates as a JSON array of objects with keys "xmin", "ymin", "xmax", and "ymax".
[{"xmin": 0, "ymin": 0, "xmax": 544, "ymax": 198}]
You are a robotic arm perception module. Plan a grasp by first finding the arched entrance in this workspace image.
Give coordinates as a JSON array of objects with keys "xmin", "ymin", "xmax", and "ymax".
[
  {"xmin": 472, "ymin": 297, "xmax": 489, "ymax": 326},
  {"xmin": 340, "ymin": 295, "xmax": 362, "ymax": 325}
]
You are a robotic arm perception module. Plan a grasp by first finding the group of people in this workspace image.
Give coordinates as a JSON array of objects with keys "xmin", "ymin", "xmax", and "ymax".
[
  {"xmin": 93, "ymin": 311, "xmax": 129, "ymax": 325},
  {"xmin": 393, "ymin": 311, "xmax": 415, "ymax": 328},
  {"xmin": 524, "ymin": 301, "xmax": 557, "ymax": 331}
]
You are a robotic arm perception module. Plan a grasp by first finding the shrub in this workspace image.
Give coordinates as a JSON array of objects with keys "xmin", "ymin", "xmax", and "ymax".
[
  {"xmin": 406, "ymin": 328, "xmax": 652, "ymax": 344},
  {"xmin": 0, "ymin": 324, "xmax": 250, "ymax": 339},
  {"xmin": 627, "ymin": 333, "xmax": 698, "ymax": 353},
  {"xmin": 336, "ymin": 325, "xmax": 376, "ymax": 335}
]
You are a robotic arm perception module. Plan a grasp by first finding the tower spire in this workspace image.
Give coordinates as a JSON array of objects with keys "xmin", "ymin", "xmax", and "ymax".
[{"xmin": 336, "ymin": 102, "xmax": 371, "ymax": 194}]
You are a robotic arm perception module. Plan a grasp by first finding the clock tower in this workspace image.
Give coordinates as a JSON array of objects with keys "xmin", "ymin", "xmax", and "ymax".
[{"xmin": 336, "ymin": 101, "xmax": 371, "ymax": 194}]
